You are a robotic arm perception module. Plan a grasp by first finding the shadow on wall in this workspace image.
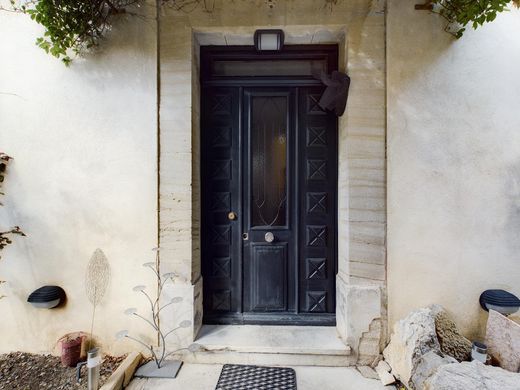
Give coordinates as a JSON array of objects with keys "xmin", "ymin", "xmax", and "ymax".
[
  {"xmin": 388, "ymin": 1, "xmax": 455, "ymax": 89},
  {"xmin": 69, "ymin": 10, "xmax": 157, "ymax": 86}
]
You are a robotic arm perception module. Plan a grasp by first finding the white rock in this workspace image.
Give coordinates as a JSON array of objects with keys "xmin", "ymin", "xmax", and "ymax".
[
  {"xmin": 411, "ymin": 351, "xmax": 457, "ymax": 390},
  {"xmin": 369, "ymin": 354, "xmax": 383, "ymax": 369},
  {"xmin": 375, "ymin": 363, "xmax": 396, "ymax": 386},
  {"xmin": 376, "ymin": 360, "xmax": 392, "ymax": 373},
  {"xmin": 357, "ymin": 365, "xmax": 379, "ymax": 380},
  {"xmin": 423, "ymin": 361, "xmax": 520, "ymax": 390},
  {"xmin": 383, "ymin": 308, "xmax": 440, "ymax": 386},
  {"xmin": 485, "ymin": 309, "xmax": 520, "ymax": 372}
]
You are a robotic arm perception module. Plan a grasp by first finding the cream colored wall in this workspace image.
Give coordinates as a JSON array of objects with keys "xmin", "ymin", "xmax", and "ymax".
[
  {"xmin": 3, "ymin": 0, "xmax": 518, "ymax": 357},
  {"xmin": 387, "ymin": 1, "xmax": 520, "ymax": 339},
  {"xmin": 0, "ymin": 6, "xmax": 158, "ymax": 354},
  {"xmin": 158, "ymin": 0, "xmax": 387, "ymax": 363}
]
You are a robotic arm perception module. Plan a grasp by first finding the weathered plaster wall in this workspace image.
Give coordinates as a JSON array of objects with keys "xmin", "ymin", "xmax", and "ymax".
[
  {"xmin": 0, "ymin": 0, "xmax": 388, "ymax": 360},
  {"xmin": 387, "ymin": 1, "xmax": 520, "ymax": 340},
  {"xmin": 159, "ymin": 0, "xmax": 387, "ymax": 362},
  {"xmin": 0, "ymin": 5, "xmax": 158, "ymax": 354}
]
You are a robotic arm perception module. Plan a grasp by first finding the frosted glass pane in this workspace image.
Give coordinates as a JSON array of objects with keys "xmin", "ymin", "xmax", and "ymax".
[{"xmin": 251, "ymin": 96, "xmax": 288, "ymax": 227}]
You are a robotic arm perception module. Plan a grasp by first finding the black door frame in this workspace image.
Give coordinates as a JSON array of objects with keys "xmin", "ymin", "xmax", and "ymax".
[{"xmin": 200, "ymin": 45, "xmax": 339, "ymax": 326}]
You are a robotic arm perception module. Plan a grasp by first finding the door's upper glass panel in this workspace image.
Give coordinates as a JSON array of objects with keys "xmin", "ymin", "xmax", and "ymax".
[
  {"xmin": 251, "ymin": 96, "xmax": 288, "ymax": 227},
  {"xmin": 212, "ymin": 59, "xmax": 326, "ymax": 77}
]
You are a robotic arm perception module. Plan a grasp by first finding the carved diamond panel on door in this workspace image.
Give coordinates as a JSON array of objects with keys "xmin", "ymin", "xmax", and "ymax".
[
  {"xmin": 307, "ymin": 192, "xmax": 328, "ymax": 214},
  {"xmin": 212, "ymin": 257, "xmax": 231, "ymax": 278},
  {"xmin": 212, "ymin": 290, "xmax": 231, "ymax": 311},
  {"xmin": 211, "ymin": 226, "xmax": 231, "ymax": 245},
  {"xmin": 307, "ymin": 127, "xmax": 327, "ymax": 147},
  {"xmin": 306, "ymin": 258, "xmax": 327, "ymax": 280},
  {"xmin": 201, "ymin": 87, "xmax": 240, "ymax": 322},
  {"xmin": 307, "ymin": 291, "xmax": 327, "ymax": 312},
  {"xmin": 213, "ymin": 160, "xmax": 232, "ymax": 180},
  {"xmin": 307, "ymin": 94, "xmax": 326, "ymax": 115},
  {"xmin": 212, "ymin": 126, "xmax": 232, "ymax": 147},
  {"xmin": 211, "ymin": 192, "xmax": 231, "ymax": 211},
  {"xmin": 307, "ymin": 160, "xmax": 327, "ymax": 181},
  {"xmin": 307, "ymin": 226, "xmax": 327, "ymax": 247},
  {"xmin": 212, "ymin": 94, "xmax": 232, "ymax": 115}
]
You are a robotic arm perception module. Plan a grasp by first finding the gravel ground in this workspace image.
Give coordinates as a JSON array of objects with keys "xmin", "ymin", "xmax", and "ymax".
[{"xmin": 0, "ymin": 352, "xmax": 126, "ymax": 390}]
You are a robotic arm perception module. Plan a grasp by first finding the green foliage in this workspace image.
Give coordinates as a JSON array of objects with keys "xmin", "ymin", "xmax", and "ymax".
[
  {"xmin": 2, "ymin": 0, "xmax": 517, "ymax": 64},
  {"xmin": 8, "ymin": 0, "xmax": 140, "ymax": 65},
  {"xmin": 432, "ymin": 0, "xmax": 520, "ymax": 38},
  {"xmin": 2, "ymin": 0, "xmax": 207, "ymax": 65},
  {"xmin": 0, "ymin": 153, "xmax": 25, "ymax": 259}
]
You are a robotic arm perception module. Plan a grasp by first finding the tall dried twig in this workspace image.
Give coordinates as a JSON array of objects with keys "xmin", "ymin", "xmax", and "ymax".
[{"xmin": 85, "ymin": 248, "xmax": 111, "ymax": 350}]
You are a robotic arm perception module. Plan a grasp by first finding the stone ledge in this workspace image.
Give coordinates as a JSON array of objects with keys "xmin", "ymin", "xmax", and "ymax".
[
  {"xmin": 183, "ymin": 350, "xmax": 356, "ymax": 367},
  {"xmin": 100, "ymin": 352, "xmax": 142, "ymax": 390},
  {"xmin": 196, "ymin": 325, "xmax": 350, "ymax": 356}
]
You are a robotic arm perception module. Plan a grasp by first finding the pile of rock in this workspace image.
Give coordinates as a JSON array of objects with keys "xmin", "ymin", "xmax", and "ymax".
[{"xmin": 378, "ymin": 305, "xmax": 520, "ymax": 389}]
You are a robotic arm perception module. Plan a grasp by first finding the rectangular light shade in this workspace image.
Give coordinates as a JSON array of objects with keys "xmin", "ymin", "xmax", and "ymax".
[{"xmin": 254, "ymin": 29, "xmax": 284, "ymax": 51}]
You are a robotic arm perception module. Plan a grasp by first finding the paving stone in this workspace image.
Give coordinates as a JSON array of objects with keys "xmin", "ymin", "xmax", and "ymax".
[
  {"xmin": 485, "ymin": 309, "xmax": 520, "ymax": 372},
  {"xmin": 357, "ymin": 365, "xmax": 379, "ymax": 380}
]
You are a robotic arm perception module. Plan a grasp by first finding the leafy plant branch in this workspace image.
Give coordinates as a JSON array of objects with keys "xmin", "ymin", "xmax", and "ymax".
[
  {"xmin": 3, "ymin": 0, "xmax": 143, "ymax": 65},
  {"xmin": 5, "ymin": 0, "xmax": 518, "ymax": 65},
  {"xmin": 0, "ymin": 152, "xmax": 25, "ymax": 299},
  {"xmin": 0, "ymin": 226, "xmax": 25, "ymax": 253},
  {"xmin": 430, "ymin": 0, "xmax": 520, "ymax": 38},
  {"xmin": 1, "ymin": 0, "xmax": 211, "ymax": 65},
  {"xmin": 0, "ymin": 153, "xmax": 25, "ymax": 259}
]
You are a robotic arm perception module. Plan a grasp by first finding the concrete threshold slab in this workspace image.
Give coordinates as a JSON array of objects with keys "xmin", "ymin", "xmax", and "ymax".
[
  {"xmin": 196, "ymin": 325, "xmax": 351, "ymax": 356},
  {"xmin": 127, "ymin": 364, "xmax": 387, "ymax": 390}
]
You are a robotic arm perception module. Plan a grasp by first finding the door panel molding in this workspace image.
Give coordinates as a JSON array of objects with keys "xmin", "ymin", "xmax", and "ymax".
[{"xmin": 249, "ymin": 243, "xmax": 288, "ymax": 312}]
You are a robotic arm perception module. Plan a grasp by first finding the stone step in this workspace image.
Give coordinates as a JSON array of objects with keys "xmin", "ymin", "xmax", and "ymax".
[{"xmin": 186, "ymin": 325, "xmax": 355, "ymax": 367}]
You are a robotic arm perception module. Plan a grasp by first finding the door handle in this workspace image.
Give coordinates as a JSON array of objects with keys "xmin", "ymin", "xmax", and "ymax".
[
  {"xmin": 228, "ymin": 211, "xmax": 237, "ymax": 221},
  {"xmin": 264, "ymin": 232, "xmax": 275, "ymax": 243}
]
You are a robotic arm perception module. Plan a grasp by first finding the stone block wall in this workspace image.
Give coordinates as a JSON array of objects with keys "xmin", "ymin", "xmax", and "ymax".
[{"xmin": 158, "ymin": 0, "xmax": 387, "ymax": 363}]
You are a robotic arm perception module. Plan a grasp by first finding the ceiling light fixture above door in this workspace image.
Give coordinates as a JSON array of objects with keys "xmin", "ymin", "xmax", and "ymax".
[{"xmin": 254, "ymin": 29, "xmax": 284, "ymax": 51}]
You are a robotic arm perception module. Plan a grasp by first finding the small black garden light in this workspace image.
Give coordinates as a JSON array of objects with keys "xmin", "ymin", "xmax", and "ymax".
[
  {"xmin": 479, "ymin": 289, "xmax": 520, "ymax": 316},
  {"xmin": 27, "ymin": 285, "xmax": 66, "ymax": 309}
]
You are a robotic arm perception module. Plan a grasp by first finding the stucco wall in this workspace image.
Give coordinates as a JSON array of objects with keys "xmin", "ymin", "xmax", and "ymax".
[
  {"xmin": 0, "ymin": 6, "xmax": 158, "ymax": 354},
  {"xmin": 387, "ymin": 1, "xmax": 520, "ymax": 339},
  {"xmin": 0, "ymin": 0, "xmax": 387, "ymax": 360}
]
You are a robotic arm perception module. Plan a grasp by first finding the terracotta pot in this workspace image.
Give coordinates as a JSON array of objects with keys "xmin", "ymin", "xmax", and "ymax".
[{"xmin": 60, "ymin": 336, "xmax": 82, "ymax": 367}]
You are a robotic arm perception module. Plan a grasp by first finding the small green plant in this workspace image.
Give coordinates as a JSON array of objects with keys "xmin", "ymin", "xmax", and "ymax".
[
  {"xmin": 1, "ymin": 0, "xmax": 210, "ymax": 65},
  {"xmin": 5, "ymin": 0, "xmax": 141, "ymax": 65},
  {"xmin": 431, "ymin": 0, "xmax": 520, "ymax": 38}
]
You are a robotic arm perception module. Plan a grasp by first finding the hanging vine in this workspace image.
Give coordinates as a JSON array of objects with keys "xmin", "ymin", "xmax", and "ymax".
[
  {"xmin": 1, "ymin": 1, "xmax": 519, "ymax": 64},
  {"xmin": 0, "ymin": 153, "xmax": 25, "ymax": 299},
  {"xmin": 428, "ymin": 0, "xmax": 520, "ymax": 38},
  {"xmin": 1, "ymin": 0, "xmax": 212, "ymax": 65}
]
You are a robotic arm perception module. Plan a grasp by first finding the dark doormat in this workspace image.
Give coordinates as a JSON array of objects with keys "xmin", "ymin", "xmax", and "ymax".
[{"xmin": 215, "ymin": 364, "xmax": 297, "ymax": 390}]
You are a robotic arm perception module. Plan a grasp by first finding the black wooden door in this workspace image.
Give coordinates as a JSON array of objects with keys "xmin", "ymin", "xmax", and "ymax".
[
  {"xmin": 200, "ymin": 46, "xmax": 338, "ymax": 325},
  {"xmin": 201, "ymin": 85, "xmax": 337, "ymax": 325}
]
